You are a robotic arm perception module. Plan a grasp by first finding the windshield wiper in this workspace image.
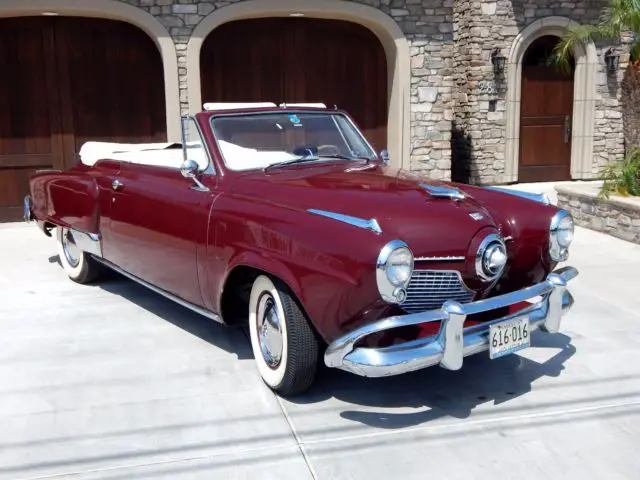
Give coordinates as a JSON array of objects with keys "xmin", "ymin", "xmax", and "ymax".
[
  {"xmin": 317, "ymin": 154, "xmax": 373, "ymax": 163},
  {"xmin": 264, "ymin": 155, "xmax": 357, "ymax": 172},
  {"xmin": 264, "ymin": 157, "xmax": 322, "ymax": 172}
]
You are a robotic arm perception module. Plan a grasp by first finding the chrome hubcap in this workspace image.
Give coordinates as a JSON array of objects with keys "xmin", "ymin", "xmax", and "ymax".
[
  {"xmin": 61, "ymin": 229, "xmax": 81, "ymax": 268},
  {"xmin": 256, "ymin": 293, "xmax": 283, "ymax": 369}
]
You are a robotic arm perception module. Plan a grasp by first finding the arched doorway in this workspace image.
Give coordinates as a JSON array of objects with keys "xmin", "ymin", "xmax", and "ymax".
[
  {"xmin": 199, "ymin": 17, "xmax": 388, "ymax": 152},
  {"xmin": 0, "ymin": 16, "xmax": 166, "ymax": 221},
  {"xmin": 518, "ymin": 35, "xmax": 575, "ymax": 182}
]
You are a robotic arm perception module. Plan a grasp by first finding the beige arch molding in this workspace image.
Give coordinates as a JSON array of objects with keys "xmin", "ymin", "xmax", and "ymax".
[
  {"xmin": 504, "ymin": 16, "xmax": 597, "ymax": 182},
  {"xmin": 0, "ymin": 0, "xmax": 181, "ymax": 142},
  {"xmin": 187, "ymin": 0, "xmax": 411, "ymax": 169}
]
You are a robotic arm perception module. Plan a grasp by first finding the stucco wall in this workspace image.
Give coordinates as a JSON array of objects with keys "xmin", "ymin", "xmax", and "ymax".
[{"xmin": 112, "ymin": 0, "xmax": 624, "ymax": 183}]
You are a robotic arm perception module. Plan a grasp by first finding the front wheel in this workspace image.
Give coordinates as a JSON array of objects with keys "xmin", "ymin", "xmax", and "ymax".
[
  {"xmin": 56, "ymin": 227, "xmax": 102, "ymax": 284},
  {"xmin": 248, "ymin": 275, "xmax": 319, "ymax": 396}
]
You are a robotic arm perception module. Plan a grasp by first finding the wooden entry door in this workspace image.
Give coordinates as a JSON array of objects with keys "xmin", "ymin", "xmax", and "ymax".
[
  {"xmin": 200, "ymin": 18, "xmax": 388, "ymax": 152},
  {"xmin": 0, "ymin": 17, "xmax": 166, "ymax": 222},
  {"xmin": 519, "ymin": 35, "xmax": 574, "ymax": 183}
]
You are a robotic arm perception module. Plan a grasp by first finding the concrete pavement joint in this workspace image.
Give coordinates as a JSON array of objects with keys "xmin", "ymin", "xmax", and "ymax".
[{"xmin": 276, "ymin": 395, "xmax": 319, "ymax": 480}]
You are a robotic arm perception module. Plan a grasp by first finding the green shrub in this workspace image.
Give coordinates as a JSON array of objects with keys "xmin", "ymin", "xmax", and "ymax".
[{"xmin": 599, "ymin": 147, "xmax": 640, "ymax": 198}]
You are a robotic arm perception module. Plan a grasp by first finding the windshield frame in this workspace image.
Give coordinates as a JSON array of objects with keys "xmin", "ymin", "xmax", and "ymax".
[{"xmin": 207, "ymin": 109, "xmax": 379, "ymax": 173}]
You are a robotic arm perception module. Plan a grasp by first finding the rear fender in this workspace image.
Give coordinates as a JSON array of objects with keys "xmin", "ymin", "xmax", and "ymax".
[{"xmin": 29, "ymin": 170, "xmax": 100, "ymax": 235}]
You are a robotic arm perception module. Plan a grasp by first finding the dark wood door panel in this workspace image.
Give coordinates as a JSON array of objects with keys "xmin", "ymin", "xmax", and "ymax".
[
  {"xmin": 200, "ymin": 18, "xmax": 388, "ymax": 153},
  {"xmin": 201, "ymin": 18, "xmax": 286, "ymax": 104},
  {"xmin": 0, "ymin": 16, "xmax": 167, "ymax": 222},
  {"xmin": 0, "ymin": 17, "xmax": 60, "ymax": 221},
  {"xmin": 54, "ymin": 17, "xmax": 167, "ymax": 167},
  {"xmin": 519, "ymin": 37, "xmax": 574, "ymax": 183}
]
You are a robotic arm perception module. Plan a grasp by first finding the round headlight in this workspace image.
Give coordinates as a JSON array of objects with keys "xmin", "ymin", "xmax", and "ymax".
[
  {"xmin": 386, "ymin": 247, "xmax": 413, "ymax": 286},
  {"xmin": 476, "ymin": 233, "xmax": 507, "ymax": 281},
  {"xmin": 483, "ymin": 243, "xmax": 507, "ymax": 276},
  {"xmin": 376, "ymin": 240, "xmax": 414, "ymax": 303},
  {"xmin": 550, "ymin": 210, "xmax": 574, "ymax": 261}
]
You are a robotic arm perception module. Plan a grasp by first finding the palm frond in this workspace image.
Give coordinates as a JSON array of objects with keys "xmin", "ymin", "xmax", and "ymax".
[{"xmin": 552, "ymin": 24, "xmax": 606, "ymax": 74}]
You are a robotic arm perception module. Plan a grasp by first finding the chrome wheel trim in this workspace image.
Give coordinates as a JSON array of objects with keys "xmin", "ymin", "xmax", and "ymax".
[
  {"xmin": 256, "ymin": 292, "xmax": 284, "ymax": 370},
  {"xmin": 61, "ymin": 229, "xmax": 81, "ymax": 268}
]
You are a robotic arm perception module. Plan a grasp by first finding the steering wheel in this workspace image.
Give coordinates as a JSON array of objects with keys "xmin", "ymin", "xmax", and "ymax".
[{"xmin": 317, "ymin": 145, "xmax": 341, "ymax": 156}]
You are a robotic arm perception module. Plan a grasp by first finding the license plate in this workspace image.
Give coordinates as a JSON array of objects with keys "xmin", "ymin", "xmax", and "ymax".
[{"xmin": 489, "ymin": 317, "xmax": 530, "ymax": 359}]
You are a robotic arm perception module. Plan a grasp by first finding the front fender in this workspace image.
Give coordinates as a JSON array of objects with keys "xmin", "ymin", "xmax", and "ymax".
[{"xmin": 209, "ymin": 194, "xmax": 391, "ymax": 342}]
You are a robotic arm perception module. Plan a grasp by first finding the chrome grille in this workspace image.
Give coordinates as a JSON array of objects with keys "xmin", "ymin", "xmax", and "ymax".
[{"xmin": 401, "ymin": 270, "xmax": 476, "ymax": 313}]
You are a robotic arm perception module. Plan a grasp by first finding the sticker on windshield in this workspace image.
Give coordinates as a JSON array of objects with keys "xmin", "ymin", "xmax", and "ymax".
[{"xmin": 288, "ymin": 114, "xmax": 303, "ymax": 127}]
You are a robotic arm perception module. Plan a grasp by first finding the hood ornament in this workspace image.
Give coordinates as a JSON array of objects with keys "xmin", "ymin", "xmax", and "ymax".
[{"xmin": 419, "ymin": 184, "xmax": 466, "ymax": 201}]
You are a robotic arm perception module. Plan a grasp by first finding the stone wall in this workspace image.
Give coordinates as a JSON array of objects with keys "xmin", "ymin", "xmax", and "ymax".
[
  {"xmin": 116, "ymin": 0, "xmax": 625, "ymax": 183},
  {"xmin": 451, "ymin": 0, "xmax": 625, "ymax": 184},
  {"xmin": 557, "ymin": 183, "xmax": 640, "ymax": 245}
]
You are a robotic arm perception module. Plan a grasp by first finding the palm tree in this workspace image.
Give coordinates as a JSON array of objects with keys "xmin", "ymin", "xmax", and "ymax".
[
  {"xmin": 553, "ymin": 0, "xmax": 640, "ymax": 148},
  {"xmin": 554, "ymin": 0, "xmax": 640, "ymax": 70},
  {"xmin": 552, "ymin": 0, "xmax": 640, "ymax": 197}
]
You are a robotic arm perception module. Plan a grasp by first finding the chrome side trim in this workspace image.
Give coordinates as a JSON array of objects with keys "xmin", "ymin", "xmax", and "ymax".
[
  {"xmin": 91, "ymin": 256, "xmax": 223, "ymax": 324},
  {"xmin": 324, "ymin": 266, "xmax": 578, "ymax": 377},
  {"xmin": 307, "ymin": 209, "xmax": 382, "ymax": 234},
  {"xmin": 69, "ymin": 228, "xmax": 103, "ymax": 257},
  {"xmin": 419, "ymin": 183, "xmax": 466, "ymax": 201},
  {"xmin": 485, "ymin": 186, "xmax": 551, "ymax": 205},
  {"xmin": 415, "ymin": 256, "xmax": 465, "ymax": 262}
]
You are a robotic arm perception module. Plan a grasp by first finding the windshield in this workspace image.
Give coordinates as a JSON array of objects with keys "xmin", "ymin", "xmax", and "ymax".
[{"xmin": 209, "ymin": 111, "xmax": 377, "ymax": 171}]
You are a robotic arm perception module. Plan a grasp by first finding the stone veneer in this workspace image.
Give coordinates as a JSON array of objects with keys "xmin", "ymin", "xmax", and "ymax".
[
  {"xmin": 118, "ymin": 0, "xmax": 624, "ymax": 183},
  {"xmin": 557, "ymin": 183, "xmax": 640, "ymax": 245}
]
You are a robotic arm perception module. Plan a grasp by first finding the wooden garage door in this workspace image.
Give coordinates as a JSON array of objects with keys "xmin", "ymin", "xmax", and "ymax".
[
  {"xmin": 0, "ymin": 17, "xmax": 166, "ymax": 222},
  {"xmin": 200, "ymin": 18, "xmax": 388, "ymax": 153}
]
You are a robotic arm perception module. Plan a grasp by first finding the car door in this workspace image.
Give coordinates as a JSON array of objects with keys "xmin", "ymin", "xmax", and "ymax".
[{"xmin": 102, "ymin": 117, "xmax": 218, "ymax": 308}]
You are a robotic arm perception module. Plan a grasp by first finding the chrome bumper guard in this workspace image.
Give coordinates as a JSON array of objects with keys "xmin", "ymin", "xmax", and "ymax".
[{"xmin": 324, "ymin": 266, "xmax": 578, "ymax": 377}]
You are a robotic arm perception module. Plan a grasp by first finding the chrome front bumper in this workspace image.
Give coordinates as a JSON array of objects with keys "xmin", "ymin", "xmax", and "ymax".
[{"xmin": 324, "ymin": 266, "xmax": 578, "ymax": 377}]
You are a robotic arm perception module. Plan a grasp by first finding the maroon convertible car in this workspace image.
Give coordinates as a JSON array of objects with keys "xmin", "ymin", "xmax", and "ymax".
[{"xmin": 24, "ymin": 103, "xmax": 578, "ymax": 395}]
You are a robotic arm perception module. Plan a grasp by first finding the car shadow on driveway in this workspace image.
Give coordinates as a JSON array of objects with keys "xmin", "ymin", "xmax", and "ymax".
[
  {"xmin": 289, "ymin": 331, "xmax": 577, "ymax": 429},
  {"xmin": 84, "ymin": 266, "xmax": 254, "ymax": 360}
]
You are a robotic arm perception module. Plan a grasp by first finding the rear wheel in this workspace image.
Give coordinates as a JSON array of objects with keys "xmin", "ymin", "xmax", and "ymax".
[
  {"xmin": 56, "ymin": 227, "xmax": 102, "ymax": 284},
  {"xmin": 248, "ymin": 275, "xmax": 319, "ymax": 396}
]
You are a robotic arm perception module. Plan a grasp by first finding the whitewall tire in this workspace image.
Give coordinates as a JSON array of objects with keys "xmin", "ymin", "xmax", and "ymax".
[
  {"xmin": 56, "ymin": 227, "xmax": 101, "ymax": 284},
  {"xmin": 248, "ymin": 275, "xmax": 319, "ymax": 396}
]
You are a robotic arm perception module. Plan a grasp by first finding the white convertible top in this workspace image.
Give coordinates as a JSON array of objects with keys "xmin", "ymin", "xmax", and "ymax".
[
  {"xmin": 78, "ymin": 141, "xmax": 209, "ymax": 170},
  {"xmin": 78, "ymin": 140, "xmax": 300, "ymax": 171}
]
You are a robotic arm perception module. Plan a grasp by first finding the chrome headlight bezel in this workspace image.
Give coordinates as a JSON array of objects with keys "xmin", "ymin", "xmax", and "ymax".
[
  {"xmin": 475, "ymin": 233, "xmax": 508, "ymax": 281},
  {"xmin": 549, "ymin": 209, "xmax": 574, "ymax": 262},
  {"xmin": 376, "ymin": 240, "xmax": 414, "ymax": 304}
]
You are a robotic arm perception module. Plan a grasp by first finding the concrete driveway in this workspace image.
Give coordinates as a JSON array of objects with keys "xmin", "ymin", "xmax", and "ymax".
[{"xmin": 1, "ymin": 221, "xmax": 639, "ymax": 479}]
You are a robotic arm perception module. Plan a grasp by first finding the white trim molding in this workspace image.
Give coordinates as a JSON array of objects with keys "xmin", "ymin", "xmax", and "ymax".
[
  {"xmin": 505, "ymin": 16, "xmax": 597, "ymax": 183},
  {"xmin": 186, "ymin": 0, "xmax": 411, "ymax": 169},
  {"xmin": 0, "ymin": 0, "xmax": 181, "ymax": 142}
]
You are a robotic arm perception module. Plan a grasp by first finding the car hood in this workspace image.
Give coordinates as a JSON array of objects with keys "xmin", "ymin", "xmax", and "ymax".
[{"xmin": 229, "ymin": 162, "xmax": 499, "ymax": 257}]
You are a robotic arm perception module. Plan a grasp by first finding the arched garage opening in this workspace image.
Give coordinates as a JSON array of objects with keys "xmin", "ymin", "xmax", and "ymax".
[
  {"xmin": 200, "ymin": 17, "xmax": 388, "ymax": 152},
  {"xmin": 0, "ymin": 16, "xmax": 166, "ymax": 221}
]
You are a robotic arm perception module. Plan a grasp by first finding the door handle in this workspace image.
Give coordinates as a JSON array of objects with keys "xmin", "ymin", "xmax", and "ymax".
[
  {"xmin": 564, "ymin": 116, "xmax": 571, "ymax": 144},
  {"xmin": 112, "ymin": 179, "xmax": 123, "ymax": 191}
]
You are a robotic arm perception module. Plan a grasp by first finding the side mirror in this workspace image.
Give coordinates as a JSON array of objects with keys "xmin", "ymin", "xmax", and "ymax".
[
  {"xmin": 180, "ymin": 159, "xmax": 199, "ymax": 179},
  {"xmin": 380, "ymin": 149, "xmax": 390, "ymax": 165},
  {"xmin": 180, "ymin": 159, "xmax": 209, "ymax": 192}
]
